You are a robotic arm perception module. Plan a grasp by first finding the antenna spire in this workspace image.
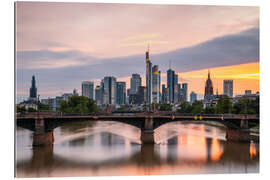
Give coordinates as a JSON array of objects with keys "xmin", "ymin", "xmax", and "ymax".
[{"xmin": 169, "ymin": 60, "xmax": 171, "ymax": 69}]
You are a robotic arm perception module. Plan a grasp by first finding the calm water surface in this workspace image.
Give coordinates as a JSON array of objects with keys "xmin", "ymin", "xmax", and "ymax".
[{"xmin": 16, "ymin": 121, "xmax": 259, "ymax": 177}]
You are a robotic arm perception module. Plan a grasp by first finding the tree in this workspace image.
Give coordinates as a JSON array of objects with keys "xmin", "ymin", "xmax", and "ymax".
[
  {"xmin": 233, "ymin": 97, "xmax": 259, "ymax": 115},
  {"xmin": 177, "ymin": 102, "xmax": 192, "ymax": 113},
  {"xmin": 38, "ymin": 103, "xmax": 52, "ymax": 112},
  {"xmin": 59, "ymin": 96, "xmax": 98, "ymax": 114},
  {"xmin": 16, "ymin": 105, "xmax": 26, "ymax": 113},
  {"xmin": 204, "ymin": 106, "xmax": 215, "ymax": 114},
  {"xmin": 191, "ymin": 100, "xmax": 204, "ymax": 114},
  {"xmin": 158, "ymin": 103, "xmax": 172, "ymax": 111},
  {"xmin": 216, "ymin": 96, "xmax": 233, "ymax": 114}
]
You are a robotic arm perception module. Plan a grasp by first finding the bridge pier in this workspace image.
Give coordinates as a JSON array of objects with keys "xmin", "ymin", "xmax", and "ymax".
[
  {"xmin": 226, "ymin": 129, "xmax": 250, "ymax": 142},
  {"xmin": 32, "ymin": 118, "xmax": 54, "ymax": 146},
  {"xmin": 141, "ymin": 117, "xmax": 155, "ymax": 144}
]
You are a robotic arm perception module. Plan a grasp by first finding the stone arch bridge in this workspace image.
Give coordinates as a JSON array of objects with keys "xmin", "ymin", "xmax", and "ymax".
[{"xmin": 17, "ymin": 113, "xmax": 259, "ymax": 146}]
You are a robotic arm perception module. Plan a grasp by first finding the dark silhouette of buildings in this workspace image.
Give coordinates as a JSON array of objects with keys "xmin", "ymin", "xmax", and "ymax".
[
  {"xmin": 204, "ymin": 70, "xmax": 214, "ymax": 100},
  {"xmin": 29, "ymin": 75, "xmax": 37, "ymax": 99}
]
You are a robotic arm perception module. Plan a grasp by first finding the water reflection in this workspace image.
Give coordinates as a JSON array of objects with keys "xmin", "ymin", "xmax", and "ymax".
[{"xmin": 16, "ymin": 121, "xmax": 259, "ymax": 177}]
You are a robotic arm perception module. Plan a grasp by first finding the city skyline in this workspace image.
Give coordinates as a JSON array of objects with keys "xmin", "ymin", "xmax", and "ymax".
[{"xmin": 16, "ymin": 2, "xmax": 259, "ymax": 103}]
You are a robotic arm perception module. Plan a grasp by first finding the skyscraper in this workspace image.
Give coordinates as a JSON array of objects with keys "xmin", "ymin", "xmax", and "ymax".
[
  {"xmin": 82, "ymin": 81, "xmax": 94, "ymax": 99},
  {"xmin": 152, "ymin": 65, "xmax": 160, "ymax": 103},
  {"xmin": 95, "ymin": 85, "xmax": 103, "ymax": 105},
  {"xmin": 29, "ymin": 75, "xmax": 37, "ymax": 99},
  {"xmin": 174, "ymin": 74, "xmax": 178, "ymax": 103},
  {"xmin": 182, "ymin": 83, "xmax": 188, "ymax": 102},
  {"xmin": 116, "ymin": 82, "xmax": 126, "ymax": 105},
  {"xmin": 137, "ymin": 86, "xmax": 147, "ymax": 104},
  {"xmin": 190, "ymin": 91, "xmax": 197, "ymax": 103},
  {"xmin": 103, "ymin": 76, "xmax": 117, "ymax": 105},
  {"xmin": 145, "ymin": 46, "xmax": 153, "ymax": 104},
  {"xmin": 204, "ymin": 70, "xmax": 214, "ymax": 100},
  {"xmin": 167, "ymin": 69, "xmax": 175, "ymax": 104},
  {"xmin": 161, "ymin": 84, "xmax": 166, "ymax": 103},
  {"xmin": 130, "ymin": 74, "xmax": 141, "ymax": 95},
  {"xmin": 223, "ymin": 80, "xmax": 233, "ymax": 98}
]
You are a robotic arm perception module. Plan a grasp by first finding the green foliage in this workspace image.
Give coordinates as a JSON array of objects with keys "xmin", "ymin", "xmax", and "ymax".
[
  {"xmin": 59, "ymin": 96, "xmax": 98, "ymax": 114},
  {"xmin": 28, "ymin": 107, "xmax": 37, "ymax": 112},
  {"xmin": 157, "ymin": 103, "xmax": 172, "ymax": 111},
  {"xmin": 16, "ymin": 105, "xmax": 26, "ymax": 113},
  {"xmin": 216, "ymin": 96, "xmax": 233, "ymax": 114},
  {"xmin": 233, "ymin": 97, "xmax": 259, "ymax": 114},
  {"xmin": 191, "ymin": 100, "xmax": 204, "ymax": 114},
  {"xmin": 177, "ymin": 102, "xmax": 192, "ymax": 113},
  {"xmin": 204, "ymin": 106, "xmax": 216, "ymax": 114},
  {"xmin": 38, "ymin": 103, "xmax": 52, "ymax": 112}
]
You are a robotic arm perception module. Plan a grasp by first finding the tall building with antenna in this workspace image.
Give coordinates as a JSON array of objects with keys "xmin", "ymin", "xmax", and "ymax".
[
  {"xmin": 145, "ymin": 45, "xmax": 153, "ymax": 104},
  {"xmin": 145, "ymin": 45, "xmax": 161, "ymax": 104}
]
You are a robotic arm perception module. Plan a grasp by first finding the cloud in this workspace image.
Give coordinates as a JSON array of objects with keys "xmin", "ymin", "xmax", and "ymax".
[
  {"xmin": 122, "ymin": 33, "xmax": 161, "ymax": 41},
  {"xmin": 16, "ymin": 49, "xmax": 97, "ymax": 69},
  {"xmin": 16, "ymin": 27, "xmax": 259, "ymax": 99}
]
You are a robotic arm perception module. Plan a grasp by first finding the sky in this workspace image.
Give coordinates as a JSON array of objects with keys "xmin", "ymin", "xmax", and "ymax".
[{"xmin": 15, "ymin": 2, "xmax": 259, "ymax": 103}]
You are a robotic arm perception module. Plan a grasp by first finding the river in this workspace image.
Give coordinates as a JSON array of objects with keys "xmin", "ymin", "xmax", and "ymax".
[{"xmin": 16, "ymin": 120, "xmax": 259, "ymax": 177}]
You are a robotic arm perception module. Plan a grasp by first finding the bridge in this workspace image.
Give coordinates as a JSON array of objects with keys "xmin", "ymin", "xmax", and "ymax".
[{"xmin": 16, "ymin": 112, "xmax": 259, "ymax": 146}]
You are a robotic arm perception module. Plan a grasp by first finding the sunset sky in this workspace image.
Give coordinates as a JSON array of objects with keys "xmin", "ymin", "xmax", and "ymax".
[{"xmin": 16, "ymin": 2, "xmax": 259, "ymax": 102}]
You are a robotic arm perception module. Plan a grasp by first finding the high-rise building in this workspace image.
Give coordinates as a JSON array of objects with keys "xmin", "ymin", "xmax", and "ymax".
[
  {"xmin": 145, "ymin": 46, "xmax": 153, "ymax": 104},
  {"xmin": 204, "ymin": 70, "xmax": 214, "ymax": 100},
  {"xmin": 167, "ymin": 69, "xmax": 175, "ymax": 103},
  {"xmin": 182, "ymin": 83, "xmax": 188, "ymax": 102},
  {"xmin": 190, "ymin": 91, "xmax": 197, "ymax": 104},
  {"xmin": 152, "ymin": 65, "xmax": 160, "ymax": 103},
  {"xmin": 102, "ymin": 76, "xmax": 117, "ymax": 105},
  {"xmin": 137, "ymin": 86, "xmax": 147, "ymax": 104},
  {"xmin": 95, "ymin": 85, "xmax": 103, "ymax": 105},
  {"xmin": 174, "ymin": 74, "xmax": 178, "ymax": 103},
  {"xmin": 223, "ymin": 80, "xmax": 233, "ymax": 98},
  {"xmin": 29, "ymin": 75, "xmax": 37, "ymax": 100},
  {"xmin": 130, "ymin": 74, "xmax": 141, "ymax": 95},
  {"xmin": 161, "ymin": 84, "xmax": 166, "ymax": 103},
  {"xmin": 116, "ymin": 82, "xmax": 126, "ymax": 105},
  {"xmin": 82, "ymin": 81, "xmax": 94, "ymax": 99}
]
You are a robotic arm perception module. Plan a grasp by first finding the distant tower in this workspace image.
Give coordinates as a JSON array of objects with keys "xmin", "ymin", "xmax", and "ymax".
[
  {"xmin": 82, "ymin": 81, "xmax": 94, "ymax": 99},
  {"xmin": 152, "ymin": 65, "xmax": 160, "ymax": 103},
  {"xmin": 145, "ymin": 45, "xmax": 153, "ymax": 104},
  {"xmin": 167, "ymin": 69, "xmax": 175, "ymax": 104},
  {"xmin": 190, "ymin": 91, "xmax": 197, "ymax": 104},
  {"xmin": 223, "ymin": 80, "xmax": 233, "ymax": 98},
  {"xmin": 29, "ymin": 75, "xmax": 37, "ymax": 100},
  {"xmin": 204, "ymin": 70, "xmax": 214, "ymax": 100},
  {"xmin": 130, "ymin": 73, "xmax": 142, "ymax": 94},
  {"xmin": 116, "ymin": 82, "xmax": 126, "ymax": 105}
]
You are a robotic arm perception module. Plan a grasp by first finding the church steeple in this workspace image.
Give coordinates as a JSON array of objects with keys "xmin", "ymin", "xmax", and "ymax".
[{"xmin": 204, "ymin": 70, "xmax": 214, "ymax": 100}]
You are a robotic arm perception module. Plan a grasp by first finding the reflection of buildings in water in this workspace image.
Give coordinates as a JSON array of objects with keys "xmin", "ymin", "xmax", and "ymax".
[
  {"xmin": 16, "ymin": 123, "xmax": 260, "ymax": 177},
  {"xmin": 210, "ymin": 138, "xmax": 223, "ymax": 162},
  {"xmin": 249, "ymin": 142, "xmax": 258, "ymax": 159},
  {"xmin": 206, "ymin": 138, "xmax": 213, "ymax": 162}
]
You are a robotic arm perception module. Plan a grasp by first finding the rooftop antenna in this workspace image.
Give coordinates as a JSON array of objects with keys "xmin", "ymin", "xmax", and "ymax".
[
  {"xmin": 169, "ymin": 60, "xmax": 171, "ymax": 69},
  {"xmin": 147, "ymin": 43, "xmax": 150, "ymax": 52}
]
